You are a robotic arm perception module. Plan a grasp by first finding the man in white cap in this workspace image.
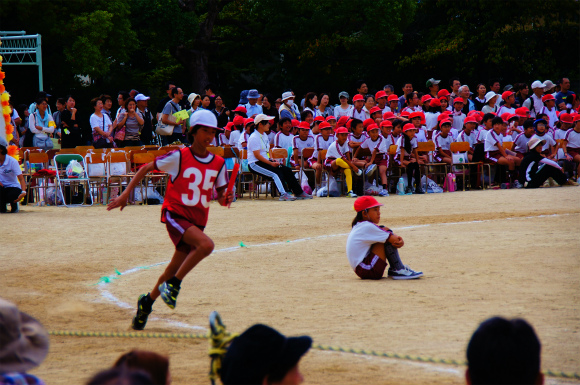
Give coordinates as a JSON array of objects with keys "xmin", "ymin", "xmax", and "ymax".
[
  {"xmin": 426, "ymin": 78, "xmax": 440, "ymax": 98},
  {"xmin": 278, "ymin": 91, "xmax": 299, "ymax": 121},
  {"xmin": 523, "ymin": 81, "xmax": 545, "ymax": 118},
  {"xmin": 245, "ymin": 89, "xmax": 263, "ymax": 118},
  {"xmin": 135, "ymin": 94, "xmax": 154, "ymax": 145}
]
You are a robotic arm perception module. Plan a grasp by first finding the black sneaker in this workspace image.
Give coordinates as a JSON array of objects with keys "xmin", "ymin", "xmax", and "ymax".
[
  {"xmin": 10, "ymin": 203, "xmax": 19, "ymax": 213},
  {"xmin": 159, "ymin": 281, "xmax": 180, "ymax": 309},
  {"xmin": 132, "ymin": 294, "xmax": 152, "ymax": 330},
  {"xmin": 404, "ymin": 186, "xmax": 413, "ymax": 195},
  {"xmin": 414, "ymin": 186, "xmax": 425, "ymax": 194}
]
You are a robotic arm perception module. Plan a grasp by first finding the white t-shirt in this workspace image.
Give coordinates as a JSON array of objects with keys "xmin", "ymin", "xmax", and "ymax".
[
  {"xmin": 247, "ymin": 131, "xmax": 270, "ymax": 164},
  {"xmin": 451, "ymin": 112, "xmax": 466, "ymax": 131},
  {"xmin": 513, "ymin": 133, "xmax": 532, "ymax": 154},
  {"xmin": 456, "ymin": 130, "xmax": 477, "ymax": 149},
  {"xmin": 218, "ymin": 133, "xmax": 230, "ymax": 146},
  {"xmin": 496, "ymin": 105, "xmax": 516, "ymax": 117},
  {"xmin": 346, "ymin": 221, "xmax": 391, "ymax": 270},
  {"xmin": 28, "ymin": 111, "xmax": 55, "ymax": 138},
  {"xmin": 425, "ymin": 112, "xmax": 440, "ymax": 131},
  {"xmin": 326, "ymin": 140, "xmax": 350, "ymax": 159},
  {"xmin": 476, "ymin": 129, "xmax": 490, "ymax": 144},
  {"xmin": 348, "ymin": 133, "xmax": 366, "ymax": 145},
  {"xmin": 274, "ymin": 132, "xmax": 294, "ymax": 149},
  {"xmin": 0, "ymin": 155, "xmax": 22, "ymax": 188},
  {"xmin": 229, "ymin": 130, "xmax": 241, "ymax": 149},
  {"xmin": 532, "ymin": 133, "xmax": 556, "ymax": 152},
  {"xmin": 313, "ymin": 134, "xmax": 335, "ymax": 159},
  {"xmin": 540, "ymin": 106, "xmax": 559, "ymax": 128},
  {"xmin": 90, "ymin": 113, "xmax": 113, "ymax": 142},
  {"xmin": 351, "ymin": 108, "xmax": 366, "ymax": 120},
  {"xmin": 237, "ymin": 132, "xmax": 250, "ymax": 151},
  {"xmin": 484, "ymin": 130, "xmax": 503, "ymax": 152},
  {"xmin": 334, "ymin": 105, "xmax": 353, "ymax": 119},
  {"xmin": 395, "ymin": 135, "xmax": 417, "ymax": 158},
  {"xmin": 433, "ymin": 132, "xmax": 453, "ymax": 151},
  {"xmin": 565, "ymin": 129, "xmax": 580, "ymax": 149},
  {"xmin": 360, "ymin": 136, "xmax": 384, "ymax": 153},
  {"xmin": 292, "ymin": 135, "xmax": 315, "ymax": 154}
]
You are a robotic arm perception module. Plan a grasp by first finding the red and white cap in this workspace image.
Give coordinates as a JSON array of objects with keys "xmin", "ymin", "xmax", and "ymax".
[
  {"xmin": 541, "ymin": 94, "xmax": 555, "ymax": 102},
  {"xmin": 353, "ymin": 94, "xmax": 364, "ymax": 102},
  {"xmin": 354, "ymin": 196, "xmax": 383, "ymax": 212},
  {"xmin": 453, "ymin": 97, "xmax": 465, "ymax": 104},
  {"xmin": 326, "ymin": 115, "xmax": 337, "ymax": 122},
  {"xmin": 298, "ymin": 121, "xmax": 311, "ymax": 130},
  {"xmin": 501, "ymin": 91, "xmax": 514, "ymax": 100},
  {"xmin": 367, "ymin": 123, "xmax": 379, "ymax": 131},
  {"xmin": 335, "ymin": 127, "xmax": 349, "ymax": 134},
  {"xmin": 319, "ymin": 121, "xmax": 332, "ymax": 130},
  {"xmin": 403, "ymin": 123, "xmax": 417, "ymax": 132},
  {"xmin": 254, "ymin": 113, "xmax": 275, "ymax": 125},
  {"xmin": 387, "ymin": 94, "xmax": 399, "ymax": 102},
  {"xmin": 380, "ymin": 120, "xmax": 393, "ymax": 128},
  {"xmin": 375, "ymin": 90, "xmax": 387, "ymax": 100},
  {"xmin": 370, "ymin": 106, "xmax": 382, "ymax": 115}
]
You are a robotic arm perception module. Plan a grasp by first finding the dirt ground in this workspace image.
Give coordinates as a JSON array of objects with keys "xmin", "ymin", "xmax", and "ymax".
[{"xmin": 2, "ymin": 186, "xmax": 580, "ymax": 385}]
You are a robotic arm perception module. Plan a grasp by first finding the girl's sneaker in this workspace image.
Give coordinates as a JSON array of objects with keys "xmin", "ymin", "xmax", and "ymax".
[
  {"xmin": 388, "ymin": 265, "xmax": 423, "ymax": 280},
  {"xmin": 378, "ymin": 189, "xmax": 389, "ymax": 197},
  {"xmin": 132, "ymin": 294, "xmax": 152, "ymax": 330},
  {"xmin": 159, "ymin": 281, "xmax": 180, "ymax": 309},
  {"xmin": 295, "ymin": 192, "xmax": 313, "ymax": 199},
  {"xmin": 404, "ymin": 186, "xmax": 413, "ymax": 195},
  {"xmin": 346, "ymin": 190, "xmax": 358, "ymax": 198},
  {"xmin": 365, "ymin": 164, "xmax": 377, "ymax": 176}
]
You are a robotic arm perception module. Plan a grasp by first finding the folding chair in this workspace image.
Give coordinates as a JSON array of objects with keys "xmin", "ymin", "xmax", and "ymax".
[
  {"xmin": 449, "ymin": 141, "xmax": 486, "ymax": 191},
  {"xmin": 19, "ymin": 147, "xmax": 40, "ymax": 163},
  {"xmin": 105, "ymin": 152, "xmax": 132, "ymax": 204},
  {"xmin": 417, "ymin": 141, "xmax": 447, "ymax": 184},
  {"xmin": 56, "ymin": 148, "xmax": 80, "ymax": 155},
  {"xmin": 26, "ymin": 152, "xmax": 50, "ymax": 205},
  {"xmin": 132, "ymin": 152, "xmax": 157, "ymax": 204},
  {"xmin": 237, "ymin": 150, "xmax": 254, "ymax": 198},
  {"xmin": 207, "ymin": 146, "xmax": 225, "ymax": 157},
  {"xmin": 388, "ymin": 144, "xmax": 404, "ymax": 181},
  {"xmin": 323, "ymin": 153, "xmax": 345, "ymax": 197},
  {"xmin": 85, "ymin": 152, "xmax": 107, "ymax": 203},
  {"xmin": 122, "ymin": 146, "xmax": 144, "ymax": 152},
  {"xmin": 142, "ymin": 145, "xmax": 159, "ymax": 150},
  {"xmin": 128, "ymin": 150, "xmax": 148, "ymax": 172},
  {"xmin": 75, "ymin": 145, "xmax": 95, "ymax": 155},
  {"xmin": 54, "ymin": 154, "xmax": 92, "ymax": 207},
  {"xmin": 354, "ymin": 147, "xmax": 373, "ymax": 189}
]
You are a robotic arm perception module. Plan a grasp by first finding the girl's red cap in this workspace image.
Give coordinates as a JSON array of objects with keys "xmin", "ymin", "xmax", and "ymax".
[
  {"xmin": 233, "ymin": 115, "xmax": 244, "ymax": 125},
  {"xmin": 354, "ymin": 196, "xmax": 383, "ymax": 212},
  {"xmin": 388, "ymin": 94, "xmax": 399, "ymax": 102},
  {"xmin": 319, "ymin": 121, "xmax": 332, "ymax": 130},
  {"xmin": 337, "ymin": 116, "xmax": 348, "ymax": 126},
  {"xmin": 326, "ymin": 115, "xmax": 337, "ymax": 122},
  {"xmin": 298, "ymin": 121, "xmax": 311, "ymax": 130},
  {"xmin": 353, "ymin": 94, "xmax": 364, "ymax": 102},
  {"xmin": 313, "ymin": 116, "xmax": 325, "ymax": 122},
  {"xmin": 224, "ymin": 122, "xmax": 234, "ymax": 131},
  {"xmin": 367, "ymin": 123, "xmax": 379, "ymax": 131},
  {"xmin": 383, "ymin": 111, "xmax": 395, "ymax": 120},
  {"xmin": 429, "ymin": 98, "xmax": 441, "ymax": 107},
  {"xmin": 244, "ymin": 118, "xmax": 254, "ymax": 126},
  {"xmin": 403, "ymin": 123, "xmax": 417, "ymax": 132},
  {"xmin": 370, "ymin": 106, "xmax": 382, "ymax": 115},
  {"xmin": 291, "ymin": 119, "xmax": 300, "ymax": 127},
  {"xmin": 363, "ymin": 118, "xmax": 375, "ymax": 128},
  {"xmin": 380, "ymin": 120, "xmax": 393, "ymax": 127}
]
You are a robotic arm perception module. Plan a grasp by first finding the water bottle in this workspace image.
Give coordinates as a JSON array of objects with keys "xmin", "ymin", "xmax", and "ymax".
[{"xmin": 397, "ymin": 177, "xmax": 405, "ymax": 195}]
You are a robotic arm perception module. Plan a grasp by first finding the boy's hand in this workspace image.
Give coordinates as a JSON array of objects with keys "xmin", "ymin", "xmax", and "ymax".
[
  {"xmin": 218, "ymin": 190, "xmax": 234, "ymax": 206},
  {"xmin": 107, "ymin": 194, "xmax": 129, "ymax": 211}
]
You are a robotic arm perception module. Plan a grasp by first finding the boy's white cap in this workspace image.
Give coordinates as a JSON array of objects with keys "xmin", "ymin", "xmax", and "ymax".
[
  {"xmin": 527, "ymin": 137, "xmax": 546, "ymax": 150},
  {"xmin": 484, "ymin": 91, "xmax": 498, "ymax": 103},
  {"xmin": 254, "ymin": 113, "xmax": 275, "ymax": 125},
  {"xmin": 189, "ymin": 109, "xmax": 222, "ymax": 130},
  {"xmin": 531, "ymin": 80, "xmax": 544, "ymax": 89}
]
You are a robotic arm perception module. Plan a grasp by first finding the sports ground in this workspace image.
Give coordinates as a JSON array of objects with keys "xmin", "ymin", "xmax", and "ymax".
[{"xmin": 2, "ymin": 186, "xmax": 579, "ymax": 384}]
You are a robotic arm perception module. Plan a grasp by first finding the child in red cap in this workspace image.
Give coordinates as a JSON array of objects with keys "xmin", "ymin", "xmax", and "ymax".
[{"xmin": 346, "ymin": 196, "xmax": 422, "ymax": 280}]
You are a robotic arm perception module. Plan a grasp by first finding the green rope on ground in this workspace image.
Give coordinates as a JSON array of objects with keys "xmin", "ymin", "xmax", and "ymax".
[{"xmin": 47, "ymin": 331, "xmax": 580, "ymax": 380}]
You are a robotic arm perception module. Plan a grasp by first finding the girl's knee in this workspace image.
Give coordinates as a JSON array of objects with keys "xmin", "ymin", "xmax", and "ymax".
[{"xmin": 198, "ymin": 238, "xmax": 215, "ymax": 255}]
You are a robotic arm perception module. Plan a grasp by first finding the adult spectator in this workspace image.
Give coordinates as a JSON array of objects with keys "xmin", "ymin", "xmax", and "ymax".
[
  {"xmin": 245, "ymin": 89, "xmax": 263, "ymax": 117},
  {"xmin": 155, "ymin": 81, "xmax": 175, "ymax": 122},
  {"xmin": 116, "ymin": 91, "xmax": 130, "ymax": 119},
  {"xmin": 542, "ymin": 80, "xmax": 556, "ymax": 95},
  {"xmin": 383, "ymin": 84, "xmax": 395, "ymax": 96},
  {"xmin": 279, "ymin": 91, "xmax": 299, "ymax": 121},
  {"xmin": 117, "ymin": 98, "xmax": 144, "ymax": 147},
  {"xmin": 334, "ymin": 91, "xmax": 353, "ymax": 118},
  {"xmin": 303, "ymin": 92, "xmax": 319, "ymax": 117},
  {"xmin": 247, "ymin": 114, "xmax": 310, "ymax": 201},
  {"xmin": 555, "ymin": 78, "xmax": 574, "ymax": 110},
  {"xmin": 356, "ymin": 80, "xmax": 368, "ymax": 96},
  {"xmin": 316, "ymin": 93, "xmax": 333, "ymax": 117},
  {"xmin": 212, "ymin": 94, "xmax": 230, "ymax": 128},
  {"xmin": 90, "ymin": 97, "xmax": 114, "ymax": 148},
  {"xmin": 449, "ymin": 77, "xmax": 461, "ymax": 105},
  {"xmin": 8, "ymin": 102, "xmax": 21, "ymax": 147},
  {"xmin": 523, "ymin": 81, "xmax": 545, "ymax": 118},
  {"xmin": 60, "ymin": 95, "xmax": 82, "ymax": 148},
  {"xmin": 489, "ymin": 79, "xmax": 502, "ymax": 105},
  {"xmin": 86, "ymin": 367, "xmax": 154, "ymax": 385},
  {"xmin": 28, "ymin": 98, "xmax": 55, "ymax": 150},
  {"xmin": 161, "ymin": 87, "xmax": 186, "ymax": 145},
  {"xmin": 188, "ymin": 93, "xmax": 201, "ymax": 115},
  {"xmin": 514, "ymin": 83, "xmax": 529, "ymax": 108},
  {"xmin": 100, "ymin": 94, "xmax": 114, "ymax": 121},
  {"xmin": 426, "ymin": 78, "xmax": 440, "ymax": 98},
  {"xmin": 473, "ymin": 84, "xmax": 487, "ymax": 111},
  {"xmin": 114, "ymin": 350, "xmax": 171, "ymax": 385},
  {"xmin": 28, "ymin": 91, "xmax": 52, "ymax": 115},
  {"xmin": 0, "ymin": 297, "xmax": 49, "ymax": 382},
  {"xmin": 221, "ymin": 323, "xmax": 312, "ymax": 385},
  {"xmin": 238, "ymin": 90, "xmax": 249, "ymax": 107},
  {"xmin": 0, "ymin": 137, "xmax": 27, "ymax": 213},
  {"xmin": 466, "ymin": 316, "xmax": 543, "ymax": 385},
  {"xmin": 53, "ymin": 97, "xmax": 65, "ymax": 141},
  {"xmin": 260, "ymin": 93, "xmax": 279, "ymax": 126},
  {"xmin": 398, "ymin": 83, "xmax": 413, "ymax": 111},
  {"xmin": 200, "ymin": 94, "xmax": 212, "ymax": 111},
  {"xmin": 482, "ymin": 92, "xmax": 499, "ymax": 114},
  {"xmin": 203, "ymin": 83, "xmax": 217, "ymax": 110},
  {"xmin": 129, "ymin": 89, "xmax": 139, "ymax": 98},
  {"xmin": 459, "ymin": 85, "xmax": 475, "ymax": 114},
  {"xmin": 135, "ymin": 94, "xmax": 153, "ymax": 145},
  {"xmin": 16, "ymin": 104, "xmax": 32, "ymax": 147}
]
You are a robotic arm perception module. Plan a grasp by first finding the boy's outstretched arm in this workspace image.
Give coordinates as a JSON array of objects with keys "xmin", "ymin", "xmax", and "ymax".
[{"xmin": 107, "ymin": 162, "xmax": 156, "ymax": 211}]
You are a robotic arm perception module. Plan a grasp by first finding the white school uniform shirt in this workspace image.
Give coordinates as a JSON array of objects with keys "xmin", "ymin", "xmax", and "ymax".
[
  {"xmin": 532, "ymin": 133, "xmax": 556, "ymax": 152},
  {"xmin": 229, "ymin": 130, "xmax": 241, "ymax": 149},
  {"xmin": 274, "ymin": 132, "xmax": 294, "ymax": 149},
  {"xmin": 312, "ymin": 134, "xmax": 335, "ymax": 160},
  {"xmin": 553, "ymin": 128, "xmax": 569, "ymax": 159},
  {"xmin": 360, "ymin": 136, "xmax": 384, "ymax": 154},
  {"xmin": 484, "ymin": 130, "xmax": 503, "ymax": 152},
  {"xmin": 451, "ymin": 111, "xmax": 466, "ymax": 131},
  {"xmin": 540, "ymin": 106, "xmax": 559, "ymax": 128},
  {"xmin": 415, "ymin": 127, "xmax": 429, "ymax": 142},
  {"xmin": 476, "ymin": 128, "xmax": 490, "ymax": 144},
  {"xmin": 395, "ymin": 135, "xmax": 418, "ymax": 158},
  {"xmin": 433, "ymin": 132, "xmax": 453, "ymax": 151},
  {"xmin": 292, "ymin": 134, "xmax": 315, "ymax": 155},
  {"xmin": 247, "ymin": 131, "xmax": 271, "ymax": 164},
  {"xmin": 346, "ymin": 221, "xmax": 391, "ymax": 270},
  {"xmin": 564, "ymin": 129, "xmax": 580, "ymax": 149},
  {"xmin": 513, "ymin": 133, "xmax": 532, "ymax": 154},
  {"xmin": 326, "ymin": 140, "xmax": 350, "ymax": 159},
  {"xmin": 334, "ymin": 104, "xmax": 353, "ymax": 119},
  {"xmin": 361, "ymin": 107, "xmax": 371, "ymax": 120},
  {"xmin": 237, "ymin": 131, "xmax": 250, "ymax": 151},
  {"xmin": 496, "ymin": 105, "xmax": 516, "ymax": 117},
  {"xmin": 218, "ymin": 133, "xmax": 230, "ymax": 146},
  {"xmin": 0, "ymin": 154, "xmax": 22, "ymax": 188},
  {"xmin": 267, "ymin": 131, "xmax": 276, "ymax": 145},
  {"xmin": 378, "ymin": 134, "xmax": 396, "ymax": 154},
  {"xmin": 425, "ymin": 112, "xmax": 440, "ymax": 131},
  {"xmin": 401, "ymin": 105, "xmax": 421, "ymax": 113},
  {"xmin": 348, "ymin": 132, "xmax": 366, "ymax": 145},
  {"xmin": 456, "ymin": 130, "xmax": 477, "ymax": 149},
  {"xmin": 351, "ymin": 108, "xmax": 366, "ymax": 120}
]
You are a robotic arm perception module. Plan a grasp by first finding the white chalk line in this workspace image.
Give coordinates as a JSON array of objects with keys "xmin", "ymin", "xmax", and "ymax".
[{"xmin": 95, "ymin": 212, "xmax": 576, "ymax": 369}]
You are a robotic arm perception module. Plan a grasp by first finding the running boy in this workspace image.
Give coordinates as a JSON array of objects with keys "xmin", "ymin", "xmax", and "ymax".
[
  {"xmin": 346, "ymin": 196, "xmax": 422, "ymax": 280},
  {"xmin": 107, "ymin": 110, "xmax": 233, "ymax": 330}
]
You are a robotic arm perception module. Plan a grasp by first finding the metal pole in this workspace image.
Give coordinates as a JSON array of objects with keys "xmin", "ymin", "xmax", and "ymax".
[
  {"xmin": 0, "ymin": 31, "xmax": 26, "ymax": 35},
  {"xmin": 36, "ymin": 34, "xmax": 43, "ymax": 91}
]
